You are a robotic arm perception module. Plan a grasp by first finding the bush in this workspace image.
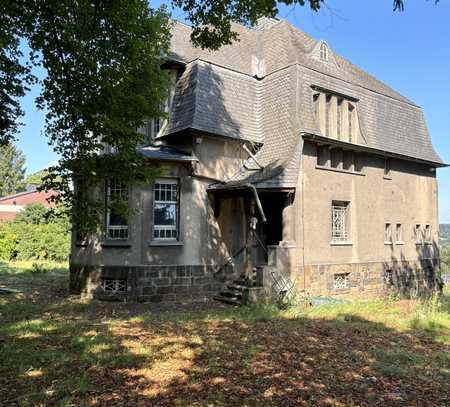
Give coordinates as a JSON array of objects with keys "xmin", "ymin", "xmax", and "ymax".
[
  {"xmin": 0, "ymin": 204, "xmax": 71, "ymax": 262},
  {"xmin": 0, "ymin": 223, "xmax": 18, "ymax": 260}
]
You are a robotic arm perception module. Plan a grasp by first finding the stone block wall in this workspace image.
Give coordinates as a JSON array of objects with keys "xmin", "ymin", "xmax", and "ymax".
[
  {"xmin": 70, "ymin": 264, "xmax": 228, "ymax": 302},
  {"xmin": 298, "ymin": 259, "xmax": 440, "ymax": 299}
]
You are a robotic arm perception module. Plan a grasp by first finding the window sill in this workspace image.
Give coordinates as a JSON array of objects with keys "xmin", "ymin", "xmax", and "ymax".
[
  {"xmin": 383, "ymin": 175, "xmax": 392, "ymax": 180},
  {"xmin": 148, "ymin": 240, "xmax": 184, "ymax": 247},
  {"xmin": 396, "ymin": 241, "xmax": 405, "ymax": 245},
  {"xmin": 101, "ymin": 240, "xmax": 132, "ymax": 248},
  {"xmin": 330, "ymin": 241, "xmax": 353, "ymax": 246},
  {"xmin": 384, "ymin": 241, "xmax": 393, "ymax": 245},
  {"xmin": 316, "ymin": 165, "xmax": 365, "ymax": 176}
]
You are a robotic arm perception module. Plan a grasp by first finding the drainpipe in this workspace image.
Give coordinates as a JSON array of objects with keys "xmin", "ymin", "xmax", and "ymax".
[{"xmin": 245, "ymin": 183, "xmax": 267, "ymax": 223}]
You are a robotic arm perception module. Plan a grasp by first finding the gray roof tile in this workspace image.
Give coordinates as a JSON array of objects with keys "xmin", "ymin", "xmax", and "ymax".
[{"xmin": 166, "ymin": 18, "xmax": 443, "ymax": 189}]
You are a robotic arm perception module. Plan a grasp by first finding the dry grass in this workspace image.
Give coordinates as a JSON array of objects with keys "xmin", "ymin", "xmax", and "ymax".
[{"xmin": 0, "ymin": 261, "xmax": 449, "ymax": 406}]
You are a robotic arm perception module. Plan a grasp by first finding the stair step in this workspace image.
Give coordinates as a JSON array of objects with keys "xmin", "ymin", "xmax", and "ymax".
[
  {"xmin": 227, "ymin": 284, "xmax": 249, "ymax": 291},
  {"xmin": 213, "ymin": 295, "xmax": 242, "ymax": 305},
  {"xmin": 220, "ymin": 290, "xmax": 243, "ymax": 299}
]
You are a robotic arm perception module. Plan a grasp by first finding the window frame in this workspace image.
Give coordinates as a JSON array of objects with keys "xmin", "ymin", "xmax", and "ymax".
[
  {"xmin": 320, "ymin": 42, "xmax": 329, "ymax": 61},
  {"xmin": 414, "ymin": 224, "xmax": 422, "ymax": 244},
  {"xmin": 331, "ymin": 200, "xmax": 351, "ymax": 244},
  {"xmin": 105, "ymin": 178, "xmax": 129, "ymax": 241},
  {"xmin": 424, "ymin": 224, "xmax": 432, "ymax": 244},
  {"xmin": 395, "ymin": 223, "xmax": 404, "ymax": 244},
  {"xmin": 384, "ymin": 222, "xmax": 393, "ymax": 245},
  {"xmin": 152, "ymin": 178, "xmax": 180, "ymax": 241}
]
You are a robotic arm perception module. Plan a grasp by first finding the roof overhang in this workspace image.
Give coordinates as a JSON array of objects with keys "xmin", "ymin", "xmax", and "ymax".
[
  {"xmin": 302, "ymin": 133, "xmax": 448, "ymax": 168},
  {"xmin": 138, "ymin": 145, "xmax": 198, "ymax": 163}
]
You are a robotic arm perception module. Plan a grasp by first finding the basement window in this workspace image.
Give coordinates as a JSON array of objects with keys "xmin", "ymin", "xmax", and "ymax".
[
  {"xmin": 333, "ymin": 273, "xmax": 350, "ymax": 290},
  {"xmin": 101, "ymin": 279, "xmax": 127, "ymax": 294}
]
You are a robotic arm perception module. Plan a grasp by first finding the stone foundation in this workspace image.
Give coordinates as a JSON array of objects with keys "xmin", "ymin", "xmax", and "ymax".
[
  {"xmin": 70, "ymin": 264, "xmax": 228, "ymax": 302},
  {"xmin": 300, "ymin": 258, "xmax": 440, "ymax": 299}
]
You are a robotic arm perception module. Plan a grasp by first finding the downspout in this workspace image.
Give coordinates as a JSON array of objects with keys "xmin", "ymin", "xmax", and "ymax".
[{"xmin": 245, "ymin": 183, "xmax": 267, "ymax": 223}]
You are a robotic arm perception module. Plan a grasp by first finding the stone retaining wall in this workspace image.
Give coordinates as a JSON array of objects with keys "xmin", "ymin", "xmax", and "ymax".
[
  {"xmin": 70, "ymin": 264, "xmax": 227, "ymax": 302},
  {"xmin": 299, "ymin": 258, "xmax": 440, "ymax": 299}
]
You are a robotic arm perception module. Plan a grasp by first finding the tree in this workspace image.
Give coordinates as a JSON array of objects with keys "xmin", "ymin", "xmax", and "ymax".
[
  {"xmin": 1, "ymin": 0, "xmax": 170, "ymax": 231},
  {"xmin": 14, "ymin": 203, "xmax": 49, "ymax": 224},
  {"xmin": 0, "ymin": 142, "xmax": 25, "ymax": 197},
  {"xmin": 174, "ymin": 0, "xmax": 440, "ymax": 49}
]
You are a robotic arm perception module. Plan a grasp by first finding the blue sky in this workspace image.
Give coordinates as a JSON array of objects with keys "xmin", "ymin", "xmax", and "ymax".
[{"xmin": 15, "ymin": 0, "xmax": 450, "ymax": 220}]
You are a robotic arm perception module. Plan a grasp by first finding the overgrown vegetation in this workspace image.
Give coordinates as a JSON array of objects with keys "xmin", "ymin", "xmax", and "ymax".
[
  {"xmin": 0, "ymin": 203, "xmax": 70, "ymax": 262},
  {"xmin": 0, "ymin": 262, "xmax": 448, "ymax": 406}
]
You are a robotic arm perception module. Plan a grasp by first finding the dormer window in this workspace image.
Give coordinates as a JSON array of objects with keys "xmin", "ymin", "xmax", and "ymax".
[
  {"xmin": 312, "ymin": 88, "xmax": 360, "ymax": 144},
  {"xmin": 320, "ymin": 42, "xmax": 329, "ymax": 61}
]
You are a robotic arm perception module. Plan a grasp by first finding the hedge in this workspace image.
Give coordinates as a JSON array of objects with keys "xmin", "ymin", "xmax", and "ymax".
[{"xmin": 0, "ymin": 220, "xmax": 70, "ymax": 262}]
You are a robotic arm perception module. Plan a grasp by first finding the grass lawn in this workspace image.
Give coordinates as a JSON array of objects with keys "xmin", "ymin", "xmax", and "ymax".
[{"xmin": 0, "ymin": 261, "xmax": 449, "ymax": 406}]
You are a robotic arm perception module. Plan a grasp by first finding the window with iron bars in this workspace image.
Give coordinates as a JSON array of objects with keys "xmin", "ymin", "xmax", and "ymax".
[
  {"xmin": 331, "ymin": 201, "xmax": 350, "ymax": 242},
  {"xmin": 105, "ymin": 179, "xmax": 129, "ymax": 240},
  {"xmin": 333, "ymin": 273, "xmax": 350, "ymax": 290},
  {"xmin": 153, "ymin": 179, "xmax": 179, "ymax": 240},
  {"xmin": 101, "ymin": 278, "xmax": 127, "ymax": 294}
]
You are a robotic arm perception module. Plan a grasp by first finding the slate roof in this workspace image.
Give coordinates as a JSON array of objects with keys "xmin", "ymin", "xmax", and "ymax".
[
  {"xmin": 138, "ymin": 145, "xmax": 198, "ymax": 162},
  {"xmin": 163, "ymin": 18, "xmax": 444, "ymax": 189}
]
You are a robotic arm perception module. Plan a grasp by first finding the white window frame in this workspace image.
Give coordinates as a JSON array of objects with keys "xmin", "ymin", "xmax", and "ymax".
[
  {"xmin": 414, "ymin": 224, "xmax": 422, "ymax": 244},
  {"xmin": 424, "ymin": 224, "xmax": 432, "ymax": 244},
  {"xmin": 105, "ymin": 179, "xmax": 129, "ymax": 240},
  {"xmin": 153, "ymin": 178, "xmax": 179, "ymax": 241},
  {"xmin": 395, "ymin": 223, "xmax": 404, "ymax": 244},
  {"xmin": 384, "ymin": 222, "xmax": 393, "ymax": 245},
  {"xmin": 331, "ymin": 201, "xmax": 350, "ymax": 243},
  {"xmin": 320, "ymin": 42, "xmax": 329, "ymax": 61}
]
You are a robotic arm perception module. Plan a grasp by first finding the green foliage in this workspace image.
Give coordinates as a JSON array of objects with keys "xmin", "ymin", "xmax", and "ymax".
[
  {"xmin": 25, "ymin": 169, "xmax": 61, "ymax": 187},
  {"xmin": 0, "ymin": 143, "xmax": 26, "ymax": 197},
  {"xmin": 1, "ymin": 0, "xmax": 171, "ymax": 231},
  {"xmin": 0, "ymin": 224, "xmax": 18, "ymax": 260},
  {"xmin": 174, "ymin": 0, "xmax": 434, "ymax": 50},
  {"xmin": 14, "ymin": 203, "xmax": 49, "ymax": 224},
  {"xmin": 0, "ymin": 203, "xmax": 70, "ymax": 262}
]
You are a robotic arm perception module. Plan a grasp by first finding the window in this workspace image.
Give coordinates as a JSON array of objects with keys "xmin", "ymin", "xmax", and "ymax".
[
  {"xmin": 331, "ymin": 201, "xmax": 350, "ymax": 242},
  {"xmin": 105, "ymin": 179, "xmax": 129, "ymax": 240},
  {"xmin": 384, "ymin": 158, "xmax": 391, "ymax": 178},
  {"xmin": 101, "ymin": 279, "xmax": 127, "ymax": 294},
  {"xmin": 384, "ymin": 223, "xmax": 392, "ymax": 244},
  {"xmin": 337, "ymin": 99, "xmax": 342, "ymax": 140},
  {"xmin": 320, "ymin": 42, "xmax": 329, "ymax": 61},
  {"xmin": 425, "ymin": 224, "xmax": 432, "ymax": 243},
  {"xmin": 396, "ymin": 223, "xmax": 403, "ymax": 243},
  {"xmin": 384, "ymin": 269, "xmax": 394, "ymax": 287},
  {"xmin": 415, "ymin": 224, "xmax": 422, "ymax": 244},
  {"xmin": 153, "ymin": 179, "xmax": 179, "ymax": 240},
  {"xmin": 325, "ymin": 95, "xmax": 331, "ymax": 136},
  {"xmin": 330, "ymin": 148, "xmax": 341, "ymax": 169},
  {"xmin": 348, "ymin": 104, "xmax": 354, "ymax": 143},
  {"xmin": 312, "ymin": 89, "xmax": 359, "ymax": 144},
  {"xmin": 333, "ymin": 273, "xmax": 350, "ymax": 290},
  {"xmin": 343, "ymin": 150, "xmax": 353, "ymax": 171},
  {"xmin": 317, "ymin": 145, "xmax": 330, "ymax": 167}
]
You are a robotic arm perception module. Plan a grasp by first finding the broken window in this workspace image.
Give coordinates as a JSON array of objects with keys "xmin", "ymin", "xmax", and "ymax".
[
  {"xmin": 333, "ymin": 273, "xmax": 350, "ymax": 290},
  {"xmin": 331, "ymin": 201, "xmax": 350, "ymax": 242},
  {"xmin": 153, "ymin": 179, "xmax": 179, "ymax": 240},
  {"xmin": 105, "ymin": 179, "xmax": 129, "ymax": 240}
]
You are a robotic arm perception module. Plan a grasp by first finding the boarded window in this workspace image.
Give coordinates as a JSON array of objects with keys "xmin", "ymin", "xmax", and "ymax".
[
  {"xmin": 331, "ymin": 201, "xmax": 350, "ymax": 242},
  {"xmin": 153, "ymin": 179, "xmax": 179, "ymax": 240}
]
